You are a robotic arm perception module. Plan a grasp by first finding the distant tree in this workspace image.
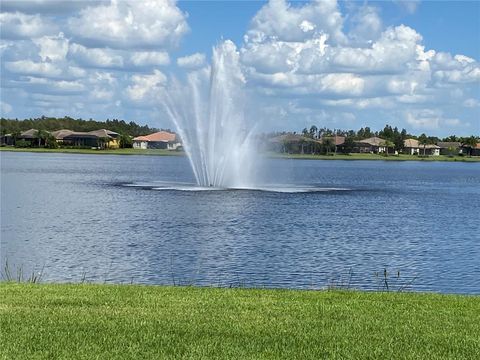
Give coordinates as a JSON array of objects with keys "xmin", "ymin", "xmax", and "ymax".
[
  {"xmin": 322, "ymin": 137, "xmax": 334, "ymax": 155},
  {"xmin": 443, "ymin": 135, "xmax": 459, "ymax": 142},
  {"xmin": 418, "ymin": 133, "xmax": 429, "ymax": 156},
  {"xmin": 45, "ymin": 133, "xmax": 59, "ymax": 149},
  {"xmin": 119, "ymin": 134, "xmax": 133, "ymax": 148},
  {"xmin": 380, "ymin": 140, "xmax": 395, "ymax": 156},
  {"xmin": 37, "ymin": 129, "xmax": 49, "ymax": 147},
  {"xmin": 309, "ymin": 125, "xmax": 318, "ymax": 139},
  {"xmin": 460, "ymin": 136, "xmax": 478, "ymax": 156},
  {"xmin": 379, "ymin": 125, "xmax": 394, "ymax": 141},
  {"xmin": 0, "ymin": 117, "xmax": 159, "ymax": 137},
  {"xmin": 343, "ymin": 137, "xmax": 355, "ymax": 154}
]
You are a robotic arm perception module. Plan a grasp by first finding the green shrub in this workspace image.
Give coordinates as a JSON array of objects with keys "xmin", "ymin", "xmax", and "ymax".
[{"xmin": 14, "ymin": 139, "xmax": 30, "ymax": 148}]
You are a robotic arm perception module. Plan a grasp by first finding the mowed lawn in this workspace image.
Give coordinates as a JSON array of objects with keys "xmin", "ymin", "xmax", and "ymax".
[
  {"xmin": 1, "ymin": 147, "xmax": 479, "ymax": 161},
  {"xmin": 0, "ymin": 283, "xmax": 479, "ymax": 359}
]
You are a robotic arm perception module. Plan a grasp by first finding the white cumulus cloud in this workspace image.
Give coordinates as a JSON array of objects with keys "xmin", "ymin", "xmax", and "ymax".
[
  {"xmin": 68, "ymin": 0, "xmax": 189, "ymax": 50},
  {"xmin": 0, "ymin": 12, "xmax": 57, "ymax": 39},
  {"xmin": 177, "ymin": 53, "xmax": 206, "ymax": 69},
  {"xmin": 33, "ymin": 32, "xmax": 69, "ymax": 62},
  {"xmin": 5, "ymin": 60, "xmax": 63, "ymax": 77},
  {"xmin": 130, "ymin": 51, "xmax": 170, "ymax": 67},
  {"xmin": 68, "ymin": 43, "xmax": 124, "ymax": 68},
  {"xmin": 126, "ymin": 69, "xmax": 167, "ymax": 102}
]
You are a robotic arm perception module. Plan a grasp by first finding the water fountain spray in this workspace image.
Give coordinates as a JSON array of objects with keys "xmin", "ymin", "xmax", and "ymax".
[{"xmin": 162, "ymin": 41, "xmax": 256, "ymax": 188}]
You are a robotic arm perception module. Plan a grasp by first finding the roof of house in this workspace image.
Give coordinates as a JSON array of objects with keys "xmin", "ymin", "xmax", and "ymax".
[
  {"xmin": 358, "ymin": 136, "xmax": 386, "ymax": 146},
  {"xmin": 20, "ymin": 129, "xmax": 39, "ymax": 138},
  {"xmin": 320, "ymin": 136, "xmax": 345, "ymax": 146},
  {"xmin": 460, "ymin": 143, "xmax": 480, "ymax": 149},
  {"xmin": 269, "ymin": 133, "xmax": 318, "ymax": 143},
  {"xmin": 437, "ymin": 142, "xmax": 461, "ymax": 148},
  {"xmin": 51, "ymin": 129, "xmax": 74, "ymax": 140},
  {"xmin": 133, "ymin": 131, "xmax": 177, "ymax": 142},
  {"xmin": 404, "ymin": 138, "xmax": 419, "ymax": 148},
  {"xmin": 88, "ymin": 129, "xmax": 119, "ymax": 138},
  {"xmin": 63, "ymin": 129, "xmax": 119, "ymax": 140},
  {"xmin": 423, "ymin": 144, "xmax": 440, "ymax": 149}
]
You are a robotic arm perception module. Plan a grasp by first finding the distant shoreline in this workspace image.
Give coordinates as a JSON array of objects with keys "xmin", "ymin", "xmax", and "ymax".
[{"xmin": 1, "ymin": 147, "xmax": 479, "ymax": 162}]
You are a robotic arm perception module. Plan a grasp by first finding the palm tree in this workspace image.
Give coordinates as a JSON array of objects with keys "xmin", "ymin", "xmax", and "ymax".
[
  {"xmin": 37, "ymin": 129, "xmax": 48, "ymax": 147},
  {"xmin": 418, "ymin": 134, "xmax": 429, "ymax": 156},
  {"xmin": 461, "ymin": 136, "xmax": 478, "ymax": 157},
  {"xmin": 323, "ymin": 138, "xmax": 334, "ymax": 155},
  {"xmin": 380, "ymin": 140, "xmax": 394, "ymax": 156}
]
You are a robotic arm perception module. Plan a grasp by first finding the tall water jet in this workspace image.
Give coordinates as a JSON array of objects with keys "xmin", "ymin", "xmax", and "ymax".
[{"xmin": 161, "ymin": 41, "xmax": 256, "ymax": 188}]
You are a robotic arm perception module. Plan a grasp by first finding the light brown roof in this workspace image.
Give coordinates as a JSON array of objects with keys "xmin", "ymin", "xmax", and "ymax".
[
  {"xmin": 63, "ymin": 129, "xmax": 118, "ymax": 139},
  {"xmin": 51, "ymin": 129, "xmax": 74, "ymax": 140},
  {"xmin": 133, "ymin": 131, "xmax": 176, "ymax": 142},
  {"xmin": 20, "ymin": 129, "xmax": 39, "ymax": 138},
  {"xmin": 404, "ymin": 138, "xmax": 419, "ymax": 148},
  {"xmin": 269, "ymin": 133, "xmax": 318, "ymax": 143},
  {"xmin": 437, "ymin": 142, "xmax": 461, "ymax": 148},
  {"xmin": 320, "ymin": 136, "xmax": 345, "ymax": 146},
  {"xmin": 359, "ymin": 136, "xmax": 386, "ymax": 146},
  {"xmin": 88, "ymin": 129, "xmax": 119, "ymax": 138}
]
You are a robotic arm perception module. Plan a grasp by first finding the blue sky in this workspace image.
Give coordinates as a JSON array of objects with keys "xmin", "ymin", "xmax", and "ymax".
[{"xmin": 1, "ymin": 0, "xmax": 479, "ymax": 136}]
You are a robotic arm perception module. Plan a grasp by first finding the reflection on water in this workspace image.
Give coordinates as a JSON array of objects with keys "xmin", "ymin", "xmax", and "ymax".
[
  {"xmin": 1, "ymin": 152, "xmax": 479, "ymax": 294},
  {"xmin": 123, "ymin": 181, "xmax": 351, "ymax": 193}
]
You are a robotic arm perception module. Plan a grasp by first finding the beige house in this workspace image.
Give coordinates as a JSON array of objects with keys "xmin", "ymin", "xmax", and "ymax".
[
  {"xmin": 404, "ymin": 138, "xmax": 421, "ymax": 155},
  {"xmin": 355, "ymin": 137, "xmax": 387, "ymax": 153},
  {"xmin": 404, "ymin": 138, "xmax": 440, "ymax": 156}
]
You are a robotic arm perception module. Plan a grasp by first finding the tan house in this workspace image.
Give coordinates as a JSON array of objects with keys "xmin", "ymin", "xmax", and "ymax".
[
  {"xmin": 404, "ymin": 138, "xmax": 421, "ymax": 155},
  {"xmin": 353, "ymin": 137, "xmax": 387, "ymax": 153},
  {"xmin": 404, "ymin": 139, "xmax": 440, "ymax": 155},
  {"xmin": 437, "ymin": 142, "xmax": 461, "ymax": 155},
  {"xmin": 63, "ymin": 129, "xmax": 120, "ymax": 149},
  {"xmin": 51, "ymin": 129, "xmax": 74, "ymax": 143},
  {"xmin": 133, "ymin": 131, "xmax": 180, "ymax": 150}
]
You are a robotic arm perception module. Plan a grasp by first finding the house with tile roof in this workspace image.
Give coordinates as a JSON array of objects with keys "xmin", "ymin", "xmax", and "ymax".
[{"xmin": 132, "ymin": 131, "xmax": 180, "ymax": 150}]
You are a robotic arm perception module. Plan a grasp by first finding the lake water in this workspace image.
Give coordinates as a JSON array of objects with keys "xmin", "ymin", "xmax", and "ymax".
[{"xmin": 1, "ymin": 152, "xmax": 479, "ymax": 294}]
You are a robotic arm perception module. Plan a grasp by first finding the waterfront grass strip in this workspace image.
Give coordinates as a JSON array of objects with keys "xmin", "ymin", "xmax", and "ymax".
[
  {"xmin": 1, "ymin": 146, "xmax": 479, "ymax": 161},
  {"xmin": 1, "ymin": 283, "xmax": 479, "ymax": 359}
]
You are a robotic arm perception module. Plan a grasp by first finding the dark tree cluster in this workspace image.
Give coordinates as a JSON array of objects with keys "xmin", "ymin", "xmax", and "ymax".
[
  {"xmin": 0, "ymin": 116, "xmax": 167, "ymax": 137},
  {"xmin": 265, "ymin": 124, "xmax": 478, "ymax": 152}
]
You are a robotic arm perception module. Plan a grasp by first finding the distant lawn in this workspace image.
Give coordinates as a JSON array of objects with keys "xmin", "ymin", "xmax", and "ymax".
[
  {"xmin": 0, "ymin": 147, "xmax": 182, "ymax": 156},
  {"xmin": 1, "ymin": 283, "xmax": 479, "ymax": 359},
  {"xmin": 270, "ymin": 152, "xmax": 480, "ymax": 162},
  {"xmin": 1, "ymin": 147, "xmax": 479, "ymax": 161}
]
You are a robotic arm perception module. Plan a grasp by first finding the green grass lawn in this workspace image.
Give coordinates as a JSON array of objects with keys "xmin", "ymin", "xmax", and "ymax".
[
  {"xmin": 0, "ymin": 147, "xmax": 182, "ymax": 156},
  {"xmin": 1, "ymin": 283, "xmax": 479, "ymax": 359},
  {"xmin": 270, "ymin": 152, "xmax": 480, "ymax": 162},
  {"xmin": 2, "ymin": 146, "xmax": 478, "ymax": 161}
]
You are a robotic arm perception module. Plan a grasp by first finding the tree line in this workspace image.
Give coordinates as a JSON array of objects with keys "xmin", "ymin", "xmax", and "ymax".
[
  {"xmin": 270, "ymin": 124, "xmax": 479, "ymax": 150},
  {"xmin": 0, "ymin": 116, "xmax": 168, "ymax": 138}
]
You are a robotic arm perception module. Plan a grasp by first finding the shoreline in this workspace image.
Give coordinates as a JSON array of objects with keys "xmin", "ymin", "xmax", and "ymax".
[{"xmin": 1, "ymin": 146, "xmax": 479, "ymax": 162}]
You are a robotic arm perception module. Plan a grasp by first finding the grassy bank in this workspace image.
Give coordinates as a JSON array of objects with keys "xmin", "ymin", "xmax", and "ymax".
[
  {"xmin": 271, "ymin": 152, "xmax": 480, "ymax": 162},
  {"xmin": 1, "ymin": 283, "xmax": 479, "ymax": 359},
  {"xmin": 0, "ymin": 147, "xmax": 182, "ymax": 156},
  {"xmin": 1, "ymin": 147, "xmax": 479, "ymax": 161}
]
